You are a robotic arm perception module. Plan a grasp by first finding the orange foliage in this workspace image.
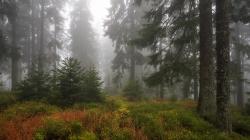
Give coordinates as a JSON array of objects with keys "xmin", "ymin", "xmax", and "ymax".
[
  {"xmin": 0, "ymin": 110, "xmax": 148, "ymax": 140},
  {"xmin": 1, "ymin": 116, "xmax": 43, "ymax": 140},
  {"xmin": 179, "ymin": 100, "xmax": 197, "ymax": 109},
  {"xmin": 50, "ymin": 111, "xmax": 86, "ymax": 122}
]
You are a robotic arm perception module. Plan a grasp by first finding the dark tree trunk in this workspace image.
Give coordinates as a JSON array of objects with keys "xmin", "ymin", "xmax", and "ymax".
[
  {"xmin": 216, "ymin": 0, "xmax": 232, "ymax": 133},
  {"xmin": 54, "ymin": 22, "xmax": 57, "ymax": 70},
  {"xmin": 38, "ymin": 0, "xmax": 45, "ymax": 72},
  {"xmin": 183, "ymin": 78, "xmax": 191, "ymax": 99},
  {"xmin": 31, "ymin": 0, "xmax": 36, "ymax": 71},
  {"xmin": 198, "ymin": 0, "xmax": 216, "ymax": 118},
  {"xmin": 159, "ymin": 40, "xmax": 164, "ymax": 100},
  {"xmin": 194, "ymin": 74, "xmax": 199, "ymax": 101},
  {"xmin": 10, "ymin": 12, "xmax": 19, "ymax": 90},
  {"xmin": 235, "ymin": 22, "xmax": 244, "ymax": 108},
  {"xmin": 193, "ymin": 44, "xmax": 199, "ymax": 101},
  {"xmin": 129, "ymin": 46, "xmax": 136, "ymax": 81},
  {"xmin": 159, "ymin": 82, "xmax": 164, "ymax": 99},
  {"xmin": 26, "ymin": 27, "xmax": 31, "ymax": 74}
]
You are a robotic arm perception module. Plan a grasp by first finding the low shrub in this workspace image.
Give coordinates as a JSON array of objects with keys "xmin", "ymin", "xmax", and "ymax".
[
  {"xmin": 131, "ymin": 113, "xmax": 166, "ymax": 140},
  {"xmin": 1, "ymin": 116, "xmax": 43, "ymax": 140},
  {"xmin": 123, "ymin": 81, "xmax": 144, "ymax": 101},
  {"xmin": 99, "ymin": 127, "xmax": 133, "ymax": 140},
  {"xmin": 128, "ymin": 101, "xmax": 245, "ymax": 140},
  {"xmin": 17, "ymin": 70, "xmax": 52, "ymax": 102},
  {"xmin": 34, "ymin": 119, "xmax": 72, "ymax": 140},
  {"xmin": 2, "ymin": 102, "xmax": 60, "ymax": 120},
  {"xmin": 34, "ymin": 119, "xmax": 97, "ymax": 140},
  {"xmin": 69, "ymin": 131, "xmax": 97, "ymax": 140},
  {"xmin": 245, "ymin": 103, "xmax": 250, "ymax": 115},
  {"xmin": 0, "ymin": 91, "xmax": 17, "ymax": 111},
  {"xmin": 232, "ymin": 111, "xmax": 250, "ymax": 136},
  {"xmin": 73, "ymin": 103, "xmax": 102, "ymax": 110}
]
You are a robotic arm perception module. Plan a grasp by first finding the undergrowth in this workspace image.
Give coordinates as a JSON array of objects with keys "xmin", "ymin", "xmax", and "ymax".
[{"xmin": 0, "ymin": 98, "xmax": 249, "ymax": 140}]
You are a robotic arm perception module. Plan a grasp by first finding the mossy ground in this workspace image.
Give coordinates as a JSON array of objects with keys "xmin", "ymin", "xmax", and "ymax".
[{"xmin": 0, "ymin": 97, "xmax": 249, "ymax": 140}]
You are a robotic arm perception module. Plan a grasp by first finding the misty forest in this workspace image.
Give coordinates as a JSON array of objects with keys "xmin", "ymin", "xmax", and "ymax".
[{"xmin": 0, "ymin": 0, "xmax": 250, "ymax": 139}]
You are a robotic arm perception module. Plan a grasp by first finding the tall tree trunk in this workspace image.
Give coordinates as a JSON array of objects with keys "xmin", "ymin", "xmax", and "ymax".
[
  {"xmin": 198, "ymin": 0, "xmax": 216, "ymax": 118},
  {"xmin": 129, "ymin": 46, "xmax": 136, "ymax": 81},
  {"xmin": 38, "ymin": 0, "xmax": 45, "ymax": 72},
  {"xmin": 235, "ymin": 22, "xmax": 244, "ymax": 108},
  {"xmin": 10, "ymin": 11, "xmax": 19, "ymax": 90},
  {"xmin": 159, "ymin": 40, "xmax": 164, "ymax": 99},
  {"xmin": 159, "ymin": 82, "xmax": 164, "ymax": 99},
  {"xmin": 31, "ymin": 0, "xmax": 36, "ymax": 71},
  {"xmin": 216, "ymin": 0, "xmax": 232, "ymax": 133},
  {"xmin": 193, "ymin": 43, "xmax": 199, "ymax": 101},
  {"xmin": 26, "ymin": 27, "xmax": 31, "ymax": 74},
  {"xmin": 183, "ymin": 78, "xmax": 191, "ymax": 99},
  {"xmin": 54, "ymin": 22, "xmax": 57, "ymax": 70},
  {"xmin": 194, "ymin": 74, "xmax": 199, "ymax": 101}
]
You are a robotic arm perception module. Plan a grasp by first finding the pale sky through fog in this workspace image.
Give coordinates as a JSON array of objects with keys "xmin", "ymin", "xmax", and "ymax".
[
  {"xmin": 90, "ymin": 0, "xmax": 111, "ymax": 36},
  {"xmin": 62, "ymin": 0, "xmax": 111, "ymax": 56},
  {"xmin": 62, "ymin": 0, "xmax": 112, "ymax": 80},
  {"xmin": 90, "ymin": 0, "xmax": 113, "ymax": 80}
]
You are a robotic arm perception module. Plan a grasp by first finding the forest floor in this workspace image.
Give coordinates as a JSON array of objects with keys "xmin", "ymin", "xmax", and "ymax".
[{"xmin": 0, "ymin": 96, "xmax": 249, "ymax": 140}]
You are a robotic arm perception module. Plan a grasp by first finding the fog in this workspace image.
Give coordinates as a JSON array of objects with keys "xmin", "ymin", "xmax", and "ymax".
[{"xmin": 0, "ymin": 0, "xmax": 250, "ymax": 137}]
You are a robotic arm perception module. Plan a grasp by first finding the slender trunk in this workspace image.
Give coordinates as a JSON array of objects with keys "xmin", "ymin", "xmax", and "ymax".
[
  {"xmin": 54, "ymin": 22, "xmax": 57, "ymax": 70},
  {"xmin": 27, "ymin": 28, "xmax": 31, "ymax": 74},
  {"xmin": 216, "ymin": 0, "xmax": 232, "ymax": 133},
  {"xmin": 194, "ymin": 74, "xmax": 199, "ymax": 101},
  {"xmin": 159, "ymin": 82, "xmax": 164, "ymax": 99},
  {"xmin": 129, "ymin": 46, "xmax": 136, "ymax": 81},
  {"xmin": 183, "ymin": 78, "xmax": 191, "ymax": 99},
  {"xmin": 31, "ymin": 0, "xmax": 36, "ymax": 71},
  {"xmin": 159, "ymin": 40, "xmax": 164, "ymax": 99},
  {"xmin": 193, "ymin": 43, "xmax": 199, "ymax": 101},
  {"xmin": 198, "ymin": 0, "xmax": 216, "ymax": 118},
  {"xmin": 38, "ymin": 0, "xmax": 45, "ymax": 72},
  {"xmin": 235, "ymin": 22, "xmax": 244, "ymax": 108},
  {"xmin": 129, "ymin": 4, "xmax": 136, "ymax": 82},
  {"xmin": 11, "ymin": 13, "xmax": 19, "ymax": 90}
]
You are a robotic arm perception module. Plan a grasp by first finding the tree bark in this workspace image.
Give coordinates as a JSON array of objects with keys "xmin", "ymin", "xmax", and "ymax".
[
  {"xmin": 183, "ymin": 78, "xmax": 191, "ymax": 99},
  {"xmin": 129, "ymin": 46, "xmax": 136, "ymax": 81},
  {"xmin": 31, "ymin": 0, "xmax": 36, "ymax": 71},
  {"xmin": 38, "ymin": 0, "xmax": 45, "ymax": 72},
  {"xmin": 26, "ymin": 27, "xmax": 31, "ymax": 74},
  {"xmin": 10, "ymin": 9, "xmax": 19, "ymax": 90},
  {"xmin": 194, "ymin": 73, "xmax": 199, "ymax": 101},
  {"xmin": 53, "ymin": 20, "xmax": 58, "ymax": 70},
  {"xmin": 216, "ymin": 0, "xmax": 232, "ymax": 133},
  {"xmin": 159, "ymin": 82, "xmax": 164, "ymax": 99},
  {"xmin": 235, "ymin": 22, "xmax": 244, "ymax": 108},
  {"xmin": 198, "ymin": 0, "xmax": 216, "ymax": 118}
]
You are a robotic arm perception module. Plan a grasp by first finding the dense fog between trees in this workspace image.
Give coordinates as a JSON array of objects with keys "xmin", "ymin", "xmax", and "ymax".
[{"xmin": 0, "ymin": 0, "xmax": 250, "ymax": 138}]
